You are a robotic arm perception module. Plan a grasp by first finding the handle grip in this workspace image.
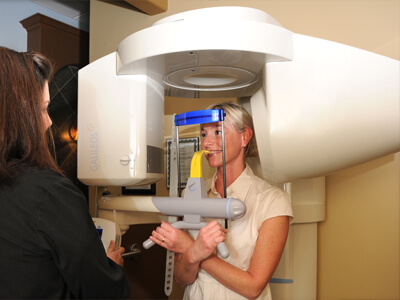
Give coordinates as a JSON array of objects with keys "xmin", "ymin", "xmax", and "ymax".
[
  {"xmin": 217, "ymin": 242, "xmax": 229, "ymax": 259},
  {"xmin": 142, "ymin": 238, "xmax": 155, "ymax": 249},
  {"xmin": 143, "ymin": 221, "xmax": 230, "ymax": 256},
  {"xmin": 143, "ymin": 237, "xmax": 229, "ymax": 258}
]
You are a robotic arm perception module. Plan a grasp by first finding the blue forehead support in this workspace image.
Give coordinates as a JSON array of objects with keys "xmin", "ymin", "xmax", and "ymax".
[{"xmin": 174, "ymin": 109, "xmax": 225, "ymax": 126}]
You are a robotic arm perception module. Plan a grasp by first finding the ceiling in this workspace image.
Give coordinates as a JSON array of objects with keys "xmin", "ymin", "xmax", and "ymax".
[
  {"xmin": 29, "ymin": 0, "xmax": 168, "ymax": 27},
  {"xmin": 29, "ymin": 0, "xmax": 90, "ymax": 26}
]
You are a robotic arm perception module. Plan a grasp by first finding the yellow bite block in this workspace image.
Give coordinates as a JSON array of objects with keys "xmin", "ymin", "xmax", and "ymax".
[{"xmin": 190, "ymin": 150, "xmax": 210, "ymax": 178}]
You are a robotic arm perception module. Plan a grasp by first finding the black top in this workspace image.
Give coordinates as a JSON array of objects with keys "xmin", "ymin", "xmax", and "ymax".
[{"xmin": 0, "ymin": 168, "xmax": 129, "ymax": 299}]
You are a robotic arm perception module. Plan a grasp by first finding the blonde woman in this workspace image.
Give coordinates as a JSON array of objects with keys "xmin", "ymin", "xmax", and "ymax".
[{"xmin": 150, "ymin": 102, "xmax": 293, "ymax": 299}]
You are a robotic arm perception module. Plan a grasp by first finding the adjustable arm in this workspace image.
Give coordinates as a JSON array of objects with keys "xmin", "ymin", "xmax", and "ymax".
[
  {"xmin": 143, "ymin": 151, "xmax": 245, "ymax": 258},
  {"xmin": 143, "ymin": 220, "xmax": 230, "ymax": 258}
]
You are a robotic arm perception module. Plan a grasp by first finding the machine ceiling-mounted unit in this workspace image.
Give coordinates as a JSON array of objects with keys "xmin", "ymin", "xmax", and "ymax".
[{"xmin": 78, "ymin": 6, "xmax": 399, "ymax": 186}]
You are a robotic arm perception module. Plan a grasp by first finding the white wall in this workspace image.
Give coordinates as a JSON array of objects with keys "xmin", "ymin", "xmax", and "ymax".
[{"xmin": 0, "ymin": 0, "xmax": 85, "ymax": 52}]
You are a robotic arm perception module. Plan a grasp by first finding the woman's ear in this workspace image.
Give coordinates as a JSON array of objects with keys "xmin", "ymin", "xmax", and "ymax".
[{"xmin": 242, "ymin": 127, "xmax": 253, "ymax": 147}]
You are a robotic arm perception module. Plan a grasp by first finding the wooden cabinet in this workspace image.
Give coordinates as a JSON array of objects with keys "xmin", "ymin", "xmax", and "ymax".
[{"xmin": 20, "ymin": 13, "xmax": 88, "ymax": 73}]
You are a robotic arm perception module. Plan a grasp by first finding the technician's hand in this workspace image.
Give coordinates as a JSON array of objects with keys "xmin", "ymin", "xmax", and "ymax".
[
  {"xmin": 189, "ymin": 220, "xmax": 226, "ymax": 263},
  {"xmin": 107, "ymin": 240, "xmax": 125, "ymax": 267},
  {"xmin": 150, "ymin": 221, "xmax": 193, "ymax": 253}
]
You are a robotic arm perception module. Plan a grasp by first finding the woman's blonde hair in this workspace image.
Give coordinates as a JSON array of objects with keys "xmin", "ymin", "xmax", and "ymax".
[{"xmin": 206, "ymin": 102, "xmax": 258, "ymax": 157}]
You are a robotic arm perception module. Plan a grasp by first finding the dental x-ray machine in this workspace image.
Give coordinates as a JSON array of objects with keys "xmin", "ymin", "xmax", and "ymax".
[{"xmin": 77, "ymin": 7, "xmax": 399, "ymax": 300}]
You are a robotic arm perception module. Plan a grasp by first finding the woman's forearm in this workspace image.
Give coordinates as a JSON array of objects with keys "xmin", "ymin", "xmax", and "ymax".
[
  {"xmin": 173, "ymin": 220, "xmax": 227, "ymax": 286},
  {"xmin": 200, "ymin": 255, "xmax": 267, "ymax": 300},
  {"xmin": 173, "ymin": 250, "xmax": 201, "ymax": 286},
  {"xmin": 200, "ymin": 217, "xmax": 289, "ymax": 299}
]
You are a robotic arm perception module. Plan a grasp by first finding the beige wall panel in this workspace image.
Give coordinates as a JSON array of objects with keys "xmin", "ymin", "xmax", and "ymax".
[{"xmin": 319, "ymin": 153, "xmax": 399, "ymax": 299}]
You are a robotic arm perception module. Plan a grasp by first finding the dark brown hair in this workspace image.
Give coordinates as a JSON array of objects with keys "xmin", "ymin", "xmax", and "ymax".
[{"xmin": 0, "ymin": 47, "xmax": 61, "ymax": 184}]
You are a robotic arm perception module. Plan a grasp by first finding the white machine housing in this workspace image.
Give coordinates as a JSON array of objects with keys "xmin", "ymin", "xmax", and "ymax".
[
  {"xmin": 78, "ymin": 6, "xmax": 399, "ymax": 186},
  {"xmin": 78, "ymin": 53, "xmax": 164, "ymax": 186}
]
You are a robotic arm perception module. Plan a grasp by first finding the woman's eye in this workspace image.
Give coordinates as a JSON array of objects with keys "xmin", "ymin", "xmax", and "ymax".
[
  {"xmin": 216, "ymin": 130, "xmax": 221, "ymax": 135},
  {"xmin": 200, "ymin": 132, "xmax": 206, "ymax": 138}
]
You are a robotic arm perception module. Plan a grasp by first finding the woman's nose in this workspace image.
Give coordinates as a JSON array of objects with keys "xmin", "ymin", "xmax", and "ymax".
[{"xmin": 202, "ymin": 135, "xmax": 218, "ymax": 147}]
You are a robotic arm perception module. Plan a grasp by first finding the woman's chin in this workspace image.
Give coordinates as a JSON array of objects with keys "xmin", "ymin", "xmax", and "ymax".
[{"xmin": 207, "ymin": 159, "xmax": 222, "ymax": 168}]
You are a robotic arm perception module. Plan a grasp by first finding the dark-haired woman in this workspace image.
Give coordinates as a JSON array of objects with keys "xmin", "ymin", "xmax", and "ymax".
[{"xmin": 0, "ymin": 47, "xmax": 129, "ymax": 299}]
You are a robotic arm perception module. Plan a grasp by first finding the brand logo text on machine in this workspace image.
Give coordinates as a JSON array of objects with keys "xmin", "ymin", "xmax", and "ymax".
[{"xmin": 89, "ymin": 124, "xmax": 99, "ymax": 171}]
